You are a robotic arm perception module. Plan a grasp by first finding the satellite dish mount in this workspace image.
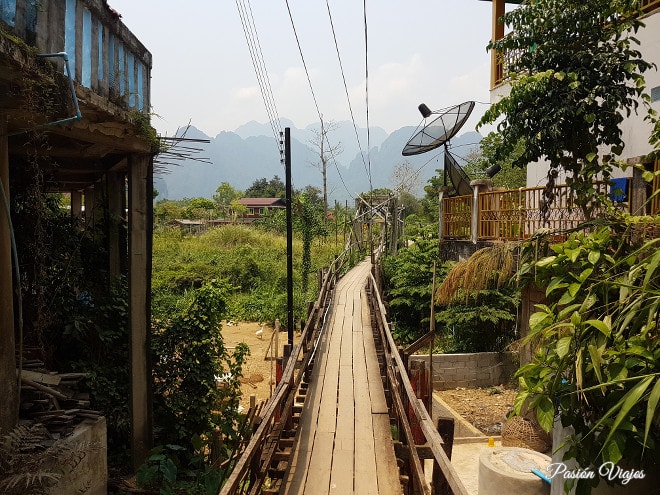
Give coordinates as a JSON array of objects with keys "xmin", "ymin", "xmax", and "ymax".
[{"xmin": 402, "ymin": 100, "xmax": 475, "ymax": 196}]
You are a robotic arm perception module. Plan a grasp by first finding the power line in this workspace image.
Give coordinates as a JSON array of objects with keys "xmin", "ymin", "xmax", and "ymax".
[
  {"xmin": 284, "ymin": 0, "xmax": 323, "ymax": 122},
  {"xmin": 235, "ymin": 0, "xmax": 283, "ymax": 157},
  {"xmin": 324, "ymin": 0, "xmax": 369, "ymax": 186},
  {"xmin": 285, "ymin": 0, "xmax": 356, "ymax": 201},
  {"xmin": 362, "ymin": 0, "xmax": 373, "ymax": 192}
]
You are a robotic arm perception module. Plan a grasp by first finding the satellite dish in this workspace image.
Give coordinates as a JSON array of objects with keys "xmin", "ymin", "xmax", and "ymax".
[
  {"xmin": 402, "ymin": 101, "xmax": 475, "ymax": 156},
  {"xmin": 445, "ymin": 150, "xmax": 473, "ymax": 196}
]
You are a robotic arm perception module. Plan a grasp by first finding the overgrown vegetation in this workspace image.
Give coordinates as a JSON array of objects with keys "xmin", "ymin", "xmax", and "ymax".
[
  {"xmin": 516, "ymin": 222, "xmax": 659, "ymax": 494},
  {"xmin": 382, "ymin": 226, "xmax": 520, "ymax": 352}
]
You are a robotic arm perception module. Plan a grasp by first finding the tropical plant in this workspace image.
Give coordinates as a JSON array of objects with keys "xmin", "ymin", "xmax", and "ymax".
[
  {"xmin": 0, "ymin": 424, "xmax": 88, "ymax": 495},
  {"xmin": 478, "ymin": 0, "xmax": 656, "ymax": 218},
  {"xmin": 152, "ymin": 279, "xmax": 249, "ymax": 450},
  {"xmin": 136, "ymin": 443, "xmax": 223, "ymax": 495},
  {"xmin": 516, "ymin": 224, "xmax": 659, "ymax": 494},
  {"xmin": 434, "ymin": 243, "xmax": 521, "ymax": 353}
]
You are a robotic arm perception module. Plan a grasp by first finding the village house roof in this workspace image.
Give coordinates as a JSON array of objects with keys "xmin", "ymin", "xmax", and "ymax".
[{"xmin": 237, "ymin": 198, "xmax": 286, "ymax": 208}]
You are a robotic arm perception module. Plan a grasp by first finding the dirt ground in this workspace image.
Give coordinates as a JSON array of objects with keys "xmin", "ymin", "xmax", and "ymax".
[
  {"xmin": 222, "ymin": 321, "xmax": 300, "ymax": 411},
  {"xmin": 436, "ymin": 386, "xmax": 518, "ymax": 436}
]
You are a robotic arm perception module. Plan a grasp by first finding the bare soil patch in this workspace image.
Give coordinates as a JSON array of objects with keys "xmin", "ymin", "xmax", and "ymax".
[
  {"xmin": 436, "ymin": 386, "xmax": 517, "ymax": 436},
  {"xmin": 221, "ymin": 321, "xmax": 300, "ymax": 411}
]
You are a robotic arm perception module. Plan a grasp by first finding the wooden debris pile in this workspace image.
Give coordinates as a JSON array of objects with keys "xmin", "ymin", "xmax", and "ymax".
[{"xmin": 18, "ymin": 364, "xmax": 102, "ymax": 436}]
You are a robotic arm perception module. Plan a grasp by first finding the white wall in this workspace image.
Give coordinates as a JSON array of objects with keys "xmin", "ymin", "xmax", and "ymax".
[{"xmin": 489, "ymin": 11, "xmax": 660, "ymax": 188}]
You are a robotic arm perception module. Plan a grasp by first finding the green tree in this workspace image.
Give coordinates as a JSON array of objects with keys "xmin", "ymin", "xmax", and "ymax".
[
  {"xmin": 185, "ymin": 197, "xmax": 216, "ymax": 220},
  {"xmin": 213, "ymin": 182, "xmax": 242, "ymax": 217},
  {"xmin": 244, "ymin": 176, "xmax": 286, "ymax": 198},
  {"xmin": 154, "ymin": 199, "xmax": 186, "ymax": 223},
  {"xmin": 478, "ymin": 0, "xmax": 656, "ymax": 218},
  {"xmin": 295, "ymin": 191, "xmax": 327, "ymax": 293},
  {"xmin": 463, "ymin": 132, "xmax": 527, "ymax": 190}
]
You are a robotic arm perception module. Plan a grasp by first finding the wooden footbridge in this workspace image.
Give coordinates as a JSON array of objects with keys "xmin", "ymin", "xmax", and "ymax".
[{"xmin": 219, "ymin": 251, "xmax": 469, "ymax": 495}]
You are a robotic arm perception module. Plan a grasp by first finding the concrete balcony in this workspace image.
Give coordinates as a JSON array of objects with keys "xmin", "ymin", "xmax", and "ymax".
[{"xmin": 0, "ymin": 0, "xmax": 154, "ymax": 190}]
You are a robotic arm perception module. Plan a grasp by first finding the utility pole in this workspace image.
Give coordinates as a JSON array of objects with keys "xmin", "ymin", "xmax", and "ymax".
[{"xmin": 284, "ymin": 128, "xmax": 294, "ymax": 348}]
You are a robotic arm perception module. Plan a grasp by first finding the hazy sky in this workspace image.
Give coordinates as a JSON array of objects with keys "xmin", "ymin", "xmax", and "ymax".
[{"xmin": 109, "ymin": 0, "xmax": 495, "ymax": 138}]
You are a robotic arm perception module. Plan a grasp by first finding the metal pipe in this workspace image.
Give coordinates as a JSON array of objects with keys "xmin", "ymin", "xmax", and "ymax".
[
  {"xmin": 35, "ymin": 52, "xmax": 83, "ymax": 126},
  {"xmin": 4, "ymin": 52, "xmax": 82, "ymax": 137}
]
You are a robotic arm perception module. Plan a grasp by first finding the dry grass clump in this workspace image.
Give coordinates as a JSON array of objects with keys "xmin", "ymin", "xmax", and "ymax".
[{"xmin": 436, "ymin": 242, "xmax": 520, "ymax": 305}]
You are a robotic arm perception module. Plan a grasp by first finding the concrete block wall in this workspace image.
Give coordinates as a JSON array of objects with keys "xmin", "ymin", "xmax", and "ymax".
[{"xmin": 409, "ymin": 352, "xmax": 518, "ymax": 390}]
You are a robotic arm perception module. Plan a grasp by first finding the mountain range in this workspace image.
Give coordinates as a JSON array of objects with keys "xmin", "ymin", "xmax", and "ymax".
[{"xmin": 153, "ymin": 120, "xmax": 482, "ymax": 205}]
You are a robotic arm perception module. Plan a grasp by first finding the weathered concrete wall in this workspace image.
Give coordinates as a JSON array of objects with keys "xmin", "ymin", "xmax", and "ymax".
[
  {"xmin": 439, "ymin": 240, "xmax": 494, "ymax": 262},
  {"xmin": 47, "ymin": 417, "xmax": 108, "ymax": 495},
  {"xmin": 410, "ymin": 352, "xmax": 518, "ymax": 390}
]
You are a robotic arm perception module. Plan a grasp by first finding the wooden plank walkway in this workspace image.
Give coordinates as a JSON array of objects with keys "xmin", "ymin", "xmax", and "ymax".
[{"xmin": 283, "ymin": 260, "xmax": 402, "ymax": 495}]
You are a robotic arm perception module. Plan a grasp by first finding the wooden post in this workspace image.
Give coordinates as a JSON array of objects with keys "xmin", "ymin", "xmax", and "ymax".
[
  {"xmin": 470, "ymin": 179, "xmax": 492, "ymax": 244},
  {"xmin": 408, "ymin": 361, "xmax": 426, "ymax": 445},
  {"xmin": 432, "ymin": 417, "xmax": 455, "ymax": 495},
  {"xmin": 0, "ymin": 115, "xmax": 18, "ymax": 434},
  {"xmin": 128, "ymin": 154, "xmax": 153, "ymax": 470},
  {"xmin": 211, "ymin": 427, "xmax": 223, "ymax": 466}
]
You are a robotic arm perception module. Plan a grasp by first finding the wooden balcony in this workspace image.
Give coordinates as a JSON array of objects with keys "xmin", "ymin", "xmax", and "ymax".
[{"xmin": 440, "ymin": 172, "xmax": 659, "ymax": 243}]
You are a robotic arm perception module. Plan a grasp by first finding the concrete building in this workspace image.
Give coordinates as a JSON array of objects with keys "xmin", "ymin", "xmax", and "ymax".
[
  {"xmin": 481, "ymin": 0, "xmax": 660, "ymax": 214},
  {"xmin": 0, "ymin": 0, "xmax": 155, "ymax": 474}
]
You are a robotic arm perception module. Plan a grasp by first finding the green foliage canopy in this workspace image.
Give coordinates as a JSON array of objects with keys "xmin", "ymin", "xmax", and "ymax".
[
  {"xmin": 479, "ymin": 0, "xmax": 656, "ymax": 217},
  {"xmin": 517, "ymin": 225, "xmax": 660, "ymax": 493}
]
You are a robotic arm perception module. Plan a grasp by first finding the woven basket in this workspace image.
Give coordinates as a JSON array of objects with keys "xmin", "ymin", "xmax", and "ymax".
[{"xmin": 501, "ymin": 414, "xmax": 552, "ymax": 453}]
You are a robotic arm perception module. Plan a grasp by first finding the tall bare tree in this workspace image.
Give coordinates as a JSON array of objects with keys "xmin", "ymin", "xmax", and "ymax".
[{"xmin": 308, "ymin": 118, "xmax": 343, "ymax": 218}]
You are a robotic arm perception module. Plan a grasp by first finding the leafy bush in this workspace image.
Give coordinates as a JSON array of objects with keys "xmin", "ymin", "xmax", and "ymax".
[
  {"xmin": 436, "ymin": 288, "xmax": 520, "ymax": 353},
  {"xmin": 382, "ymin": 234, "xmax": 519, "ymax": 352},
  {"xmin": 152, "ymin": 280, "xmax": 249, "ymax": 449},
  {"xmin": 381, "ymin": 236, "xmax": 446, "ymax": 344},
  {"xmin": 516, "ymin": 225, "xmax": 659, "ymax": 494}
]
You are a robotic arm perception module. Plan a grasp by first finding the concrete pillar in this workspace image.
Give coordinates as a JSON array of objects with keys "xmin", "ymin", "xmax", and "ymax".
[
  {"xmin": 0, "ymin": 115, "xmax": 18, "ymax": 434},
  {"xmin": 107, "ymin": 172, "xmax": 124, "ymax": 280},
  {"xmin": 470, "ymin": 179, "xmax": 492, "ymax": 244},
  {"xmin": 71, "ymin": 190, "xmax": 83, "ymax": 218},
  {"xmin": 128, "ymin": 154, "xmax": 153, "ymax": 470},
  {"xmin": 84, "ymin": 185, "xmax": 95, "ymax": 226}
]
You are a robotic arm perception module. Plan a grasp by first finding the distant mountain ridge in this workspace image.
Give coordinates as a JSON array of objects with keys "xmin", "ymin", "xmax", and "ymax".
[{"xmin": 154, "ymin": 120, "xmax": 481, "ymax": 204}]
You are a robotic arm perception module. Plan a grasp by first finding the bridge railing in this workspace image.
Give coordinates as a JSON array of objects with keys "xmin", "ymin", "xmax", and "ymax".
[
  {"xmin": 367, "ymin": 264, "xmax": 469, "ymax": 495},
  {"xmin": 218, "ymin": 246, "xmax": 358, "ymax": 495}
]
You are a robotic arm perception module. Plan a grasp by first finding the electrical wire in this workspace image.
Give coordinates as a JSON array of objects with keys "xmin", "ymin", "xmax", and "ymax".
[
  {"xmin": 285, "ymin": 0, "xmax": 355, "ymax": 201},
  {"xmin": 362, "ymin": 0, "xmax": 373, "ymax": 192},
  {"xmin": 324, "ymin": 0, "xmax": 369, "ymax": 187},
  {"xmin": 284, "ymin": 0, "xmax": 323, "ymax": 122},
  {"xmin": 235, "ymin": 0, "xmax": 283, "ymax": 155}
]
